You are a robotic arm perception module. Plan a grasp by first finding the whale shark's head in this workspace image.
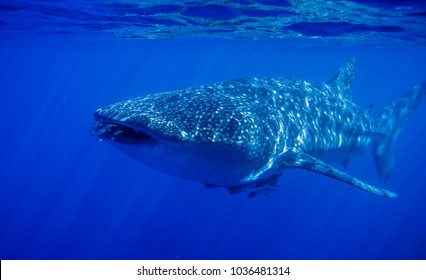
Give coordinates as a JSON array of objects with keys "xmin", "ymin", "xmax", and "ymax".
[
  {"xmin": 93, "ymin": 96, "xmax": 189, "ymax": 175},
  {"xmin": 92, "ymin": 89, "xmax": 269, "ymax": 186},
  {"xmin": 93, "ymin": 98, "xmax": 161, "ymax": 147}
]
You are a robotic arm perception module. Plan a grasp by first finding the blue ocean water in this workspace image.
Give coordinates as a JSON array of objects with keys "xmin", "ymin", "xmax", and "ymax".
[{"xmin": 1, "ymin": 1, "xmax": 426, "ymax": 260}]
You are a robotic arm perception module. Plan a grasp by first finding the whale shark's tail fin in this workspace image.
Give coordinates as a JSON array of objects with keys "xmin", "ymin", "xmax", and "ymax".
[{"xmin": 373, "ymin": 83, "xmax": 426, "ymax": 183}]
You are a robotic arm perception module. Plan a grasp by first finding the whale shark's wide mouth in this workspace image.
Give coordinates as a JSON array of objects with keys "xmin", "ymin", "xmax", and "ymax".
[{"xmin": 92, "ymin": 120, "xmax": 154, "ymax": 145}]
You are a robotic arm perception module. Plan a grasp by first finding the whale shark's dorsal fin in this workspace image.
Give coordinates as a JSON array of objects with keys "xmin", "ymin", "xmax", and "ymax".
[
  {"xmin": 364, "ymin": 104, "xmax": 374, "ymax": 115},
  {"xmin": 328, "ymin": 58, "xmax": 356, "ymax": 100},
  {"xmin": 280, "ymin": 150, "xmax": 398, "ymax": 199}
]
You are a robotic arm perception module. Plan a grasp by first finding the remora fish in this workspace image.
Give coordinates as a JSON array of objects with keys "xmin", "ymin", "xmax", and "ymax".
[{"xmin": 93, "ymin": 59, "xmax": 425, "ymax": 198}]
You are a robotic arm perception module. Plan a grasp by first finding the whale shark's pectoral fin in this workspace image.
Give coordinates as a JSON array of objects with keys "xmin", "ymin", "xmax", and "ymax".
[{"xmin": 281, "ymin": 150, "xmax": 398, "ymax": 199}]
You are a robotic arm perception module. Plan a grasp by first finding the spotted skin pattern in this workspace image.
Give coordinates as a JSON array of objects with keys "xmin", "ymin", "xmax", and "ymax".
[{"xmin": 94, "ymin": 59, "xmax": 425, "ymax": 198}]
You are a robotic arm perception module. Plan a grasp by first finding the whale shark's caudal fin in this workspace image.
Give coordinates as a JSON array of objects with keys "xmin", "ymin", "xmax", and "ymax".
[{"xmin": 373, "ymin": 83, "xmax": 426, "ymax": 183}]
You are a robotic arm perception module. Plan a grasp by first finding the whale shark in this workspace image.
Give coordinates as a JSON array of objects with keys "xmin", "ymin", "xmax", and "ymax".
[{"xmin": 92, "ymin": 59, "xmax": 425, "ymax": 198}]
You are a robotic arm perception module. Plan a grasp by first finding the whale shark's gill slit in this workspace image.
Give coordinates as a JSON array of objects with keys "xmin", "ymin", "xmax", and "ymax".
[{"xmin": 93, "ymin": 121, "xmax": 153, "ymax": 145}]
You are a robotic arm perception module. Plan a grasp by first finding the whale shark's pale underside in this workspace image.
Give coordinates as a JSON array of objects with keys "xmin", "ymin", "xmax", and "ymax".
[{"xmin": 93, "ymin": 59, "xmax": 425, "ymax": 198}]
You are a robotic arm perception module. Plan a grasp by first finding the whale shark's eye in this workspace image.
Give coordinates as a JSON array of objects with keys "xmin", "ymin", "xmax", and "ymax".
[{"xmin": 92, "ymin": 121, "xmax": 152, "ymax": 144}]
